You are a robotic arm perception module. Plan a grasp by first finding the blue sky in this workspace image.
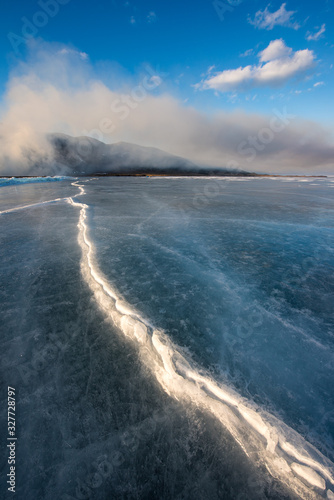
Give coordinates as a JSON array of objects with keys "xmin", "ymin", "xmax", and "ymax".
[
  {"xmin": 0, "ymin": 0, "xmax": 333, "ymax": 173},
  {"xmin": 1, "ymin": 0, "xmax": 333, "ymax": 121}
]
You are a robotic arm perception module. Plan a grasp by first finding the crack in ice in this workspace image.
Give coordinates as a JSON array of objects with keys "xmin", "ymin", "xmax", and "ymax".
[{"xmin": 66, "ymin": 180, "xmax": 334, "ymax": 500}]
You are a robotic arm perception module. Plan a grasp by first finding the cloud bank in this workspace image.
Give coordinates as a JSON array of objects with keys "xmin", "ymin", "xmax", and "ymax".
[
  {"xmin": 199, "ymin": 40, "xmax": 315, "ymax": 92},
  {"xmin": 0, "ymin": 42, "xmax": 333, "ymax": 175}
]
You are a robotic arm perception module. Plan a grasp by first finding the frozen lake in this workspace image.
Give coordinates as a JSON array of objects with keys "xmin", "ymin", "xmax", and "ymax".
[{"xmin": 0, "ymin": 176, "xmax": 334, "ymax": 499}]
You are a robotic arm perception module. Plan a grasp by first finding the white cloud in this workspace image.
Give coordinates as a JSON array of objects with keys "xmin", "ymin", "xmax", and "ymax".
[
  {"xmin": 306, "ymin": 24, "xmax": 326, "ymax": 41},
  {"xmin": 313, "ymin": 81, "xmax": 324, "ymax": 87},
  {"xmin": 198, "ymin": 40, "xmax": 315, "ymax": 92},
  {"xmin": 240, "ymin": 48, "xmax": 254, "ymax": 58},
  {"xmin": 249, "ymin": 3, "xmax": 300, "ymax": 30},
  {"xmin": 58, "ymin": 48, "xmax": 88, "ymax": 60},
  {"xmin": 147, "ymin": 11, "xmax": 157, "ymax": 23},
  {"xmin": 259, "ymin": 39, "xmax": 292, "ymax": 62},
  {"xmin": 130, "ymin": 16, "xmax": 136, "ymax": 24}
]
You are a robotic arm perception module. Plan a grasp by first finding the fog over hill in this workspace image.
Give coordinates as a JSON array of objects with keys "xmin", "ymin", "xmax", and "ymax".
[
  {"xmin": 49, "ymin": 133, "xmax": 197, "ymax": 174},
  {"xmin": 46, "ymin": 134, "xmax": 250, "ymax": 176},
  {"xmin": 0, "ymin": 132, "xmax": 252, "ymax": 177},
  {"xmin": 0, "ymin": 42, "xmax": 333, "ymax": 176}
]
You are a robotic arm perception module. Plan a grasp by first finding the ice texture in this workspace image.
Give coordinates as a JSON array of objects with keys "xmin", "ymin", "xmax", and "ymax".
[{"xmin": 0, "ymin": 176, "xmax": 333, "ymax": 499}]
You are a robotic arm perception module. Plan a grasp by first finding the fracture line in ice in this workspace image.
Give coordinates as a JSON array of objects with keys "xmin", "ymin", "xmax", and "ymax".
[
  {"xmin": 0, "ymin": 197, "xmax": 69, "ymax": 215},
  {"xmin": 68, "ymin": 181, "xmax": 334, "ymax": 500}
]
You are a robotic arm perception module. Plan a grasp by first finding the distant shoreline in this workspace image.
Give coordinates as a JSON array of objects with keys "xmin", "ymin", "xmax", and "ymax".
[
  {"xmin": 90, "ymin": 173, "xmax": 328, "ymax": 178},
  {"xmin": 0, "ymin": 173, "xmax": 328, "ymax": 179}
]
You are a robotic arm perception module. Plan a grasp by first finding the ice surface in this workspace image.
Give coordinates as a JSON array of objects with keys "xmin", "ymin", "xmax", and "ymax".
[
  {"xmin": 291, "ymin": 463, "xmax": 326, "ymax": 490},
  {"xmin": 1, "ymin": 176, "xmax": 334, "ymax": 499},
  {"xmin": 0, "ymin": 175, "xmax": 74, "ymax": 187}
]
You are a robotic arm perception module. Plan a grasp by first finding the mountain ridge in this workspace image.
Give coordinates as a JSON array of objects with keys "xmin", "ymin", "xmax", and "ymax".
[{"xmin": 47, "ymin": 133, "xmax": 253, "ymax": 176}]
